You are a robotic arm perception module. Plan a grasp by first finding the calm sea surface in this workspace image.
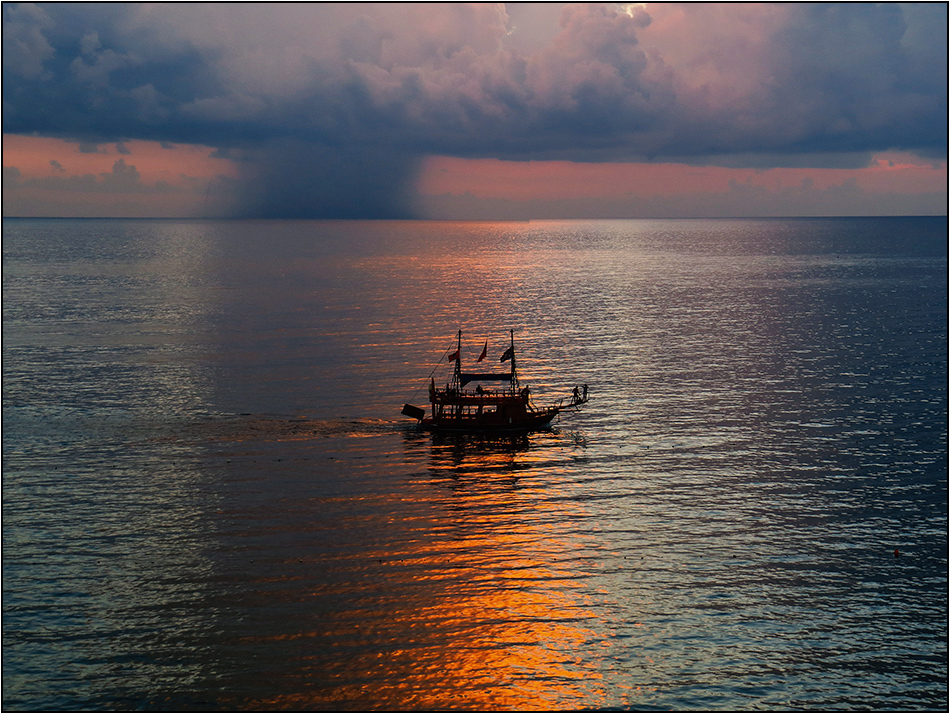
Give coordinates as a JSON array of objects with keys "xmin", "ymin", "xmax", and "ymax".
[{"xmin": 3, "ymin": 217, "xmax": 947, "ymax": 711}]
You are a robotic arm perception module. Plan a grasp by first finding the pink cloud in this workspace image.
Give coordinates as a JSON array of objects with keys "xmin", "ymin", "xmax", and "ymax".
[
  {"xmin": 418, "ymin": 154, "xmax": 947, "ymax": 199},
  {"xmin": 415, "ymin": 153, "xmax": 947, "ymax": 218},
  {"xmin": 3, "ymin": 135, "xmax": 240, "ymax": 216}
]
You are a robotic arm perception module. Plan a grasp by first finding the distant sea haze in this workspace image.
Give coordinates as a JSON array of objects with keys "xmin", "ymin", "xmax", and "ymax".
[{"xmin": 3, "ymin": 217, "xmax": 946, "ymax": 710}]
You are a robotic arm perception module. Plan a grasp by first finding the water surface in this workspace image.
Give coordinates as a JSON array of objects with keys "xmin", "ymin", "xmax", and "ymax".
[{"xmin": 3, "ymin": 217, "xmax": 947, "ymax": 710}]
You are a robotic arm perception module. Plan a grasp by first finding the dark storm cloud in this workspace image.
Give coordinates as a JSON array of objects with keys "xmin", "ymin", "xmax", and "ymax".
[
  {"xmin": 758, "ymin": 4, "xmax": 947, "ymax": 156},
  {"xmin": 235, "ymin": 141, "xmax": 422, "ymax": 219},
  {"xmin": 3, "ymin": 2, "xmax": 946, "ymax": 217}
]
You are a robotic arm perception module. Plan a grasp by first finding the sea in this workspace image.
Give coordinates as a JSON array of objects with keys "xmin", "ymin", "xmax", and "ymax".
[{"xmin": 2, "ymin": 216, "xmax": 947, "ymax": 711}]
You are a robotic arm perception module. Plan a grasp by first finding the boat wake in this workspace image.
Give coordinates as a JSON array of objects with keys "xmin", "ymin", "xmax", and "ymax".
[{"xmin": 145, "ymin": 413, "xmax": 406, "ymax": 447}]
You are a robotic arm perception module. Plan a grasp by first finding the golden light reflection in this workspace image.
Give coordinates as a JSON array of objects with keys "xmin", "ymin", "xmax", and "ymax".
[{"xmin": 233, "ymin": 438, "xmax": 613, "ymax": 711}]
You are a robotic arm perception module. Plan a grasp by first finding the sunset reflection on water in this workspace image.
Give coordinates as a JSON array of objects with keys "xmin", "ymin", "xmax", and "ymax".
[{"xmin": 230, "ymin": 431, "xmax": 611, "ymax": 711}]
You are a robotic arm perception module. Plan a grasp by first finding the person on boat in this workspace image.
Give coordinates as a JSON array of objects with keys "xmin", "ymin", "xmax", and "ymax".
[
  {"xmin": 573, "ymin": 385, "xmax": 581, "ymax": 403},
  {"xmin": 582, "ymin": 384, "xmax": 588, "ymax": 401}
]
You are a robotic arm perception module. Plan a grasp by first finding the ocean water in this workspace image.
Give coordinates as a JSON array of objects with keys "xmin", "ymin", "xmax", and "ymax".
[{"xmin": 2, "ymin": 216, "xmax": 946, "ymax": 711}]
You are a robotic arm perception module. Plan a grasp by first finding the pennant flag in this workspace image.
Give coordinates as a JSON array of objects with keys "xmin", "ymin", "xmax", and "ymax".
[
  {"xmin": 447, "ymin": 349, "xmax": 460, "ymax": 362},
  {"xmin": 500, "ymin": 345, "xmax": 514, "ymax": 362},
  {"xmin": 476, "ymin": 341, "xmax": 488, "ymax": 363}
]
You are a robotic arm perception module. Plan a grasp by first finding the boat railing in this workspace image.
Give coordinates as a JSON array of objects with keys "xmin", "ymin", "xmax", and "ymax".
[
  {"xmin": 436, "ymin": 387, "xmax": 519, "ymax": 402},
  {"xmin": 436, "ymin": 383, "xmax": 585, "ymax": 411}
]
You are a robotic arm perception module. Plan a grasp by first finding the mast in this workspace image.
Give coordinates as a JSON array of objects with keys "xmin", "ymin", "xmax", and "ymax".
[
  {"xmin": 453, "ymin": 329, "xmax": 462, "ymax": 391},
  {"xmin": 510, "ymin": 329, "xmax": 519, "ymax": 392}
]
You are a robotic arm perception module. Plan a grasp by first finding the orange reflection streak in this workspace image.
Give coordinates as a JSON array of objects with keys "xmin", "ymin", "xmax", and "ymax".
[{"xmin": 231, "ymin": 443, "xmax": 611, "ymax": 710}]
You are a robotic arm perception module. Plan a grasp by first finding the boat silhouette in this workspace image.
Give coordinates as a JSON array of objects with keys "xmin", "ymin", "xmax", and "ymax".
[{"xmin": 402, "ymin": 330, "xmax": 588, "ymax": 432}]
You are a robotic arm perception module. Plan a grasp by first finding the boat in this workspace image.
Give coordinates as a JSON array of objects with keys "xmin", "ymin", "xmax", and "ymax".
[{"xmin": 401, "ymin": 330, "xmax": 588, "ymax": 432}]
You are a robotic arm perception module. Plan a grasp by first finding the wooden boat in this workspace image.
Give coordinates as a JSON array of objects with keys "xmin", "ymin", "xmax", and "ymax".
[{"xmin": 401, "ymin": 330, "xmax": 588, "ymax": 432}]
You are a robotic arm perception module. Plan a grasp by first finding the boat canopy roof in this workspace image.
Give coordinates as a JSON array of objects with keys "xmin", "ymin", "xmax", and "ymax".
[{"xmin": 459, "ymin": 372, "xmax": 513, "ymax": 387}]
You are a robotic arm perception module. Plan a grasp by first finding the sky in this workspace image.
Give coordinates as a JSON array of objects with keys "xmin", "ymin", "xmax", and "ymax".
[{"xmin": 3, "ymin": 2, "xmax": 947, "ymax": 219}]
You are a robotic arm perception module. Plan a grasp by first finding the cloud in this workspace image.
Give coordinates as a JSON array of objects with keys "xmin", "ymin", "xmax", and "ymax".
[
  {"xmin": 2, "ymin": 2, "xmax": 946, "ymax": 217},
  {"xmin": 418, "ymin": 174, "xmax": 946, "ymax": 220},
  {"xmin": 4, "ymin": 157, "xmax": 156, "ymax": 194},
  {"xmin": 3, "ymin": 135, "xmax": 243, "ymax": 217},
  {"xmin": 2, "ymin": 2, "xmax": 54, "ymax": 79},
  {"xmin": 415, "ymin": 152, "xmax": 947, "ymax": 218}
]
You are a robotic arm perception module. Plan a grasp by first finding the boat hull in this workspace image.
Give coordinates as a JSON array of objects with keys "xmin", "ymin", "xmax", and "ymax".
[{"xmin": 420, "ymin": 407, "xmax": 560, "ymax": 433}]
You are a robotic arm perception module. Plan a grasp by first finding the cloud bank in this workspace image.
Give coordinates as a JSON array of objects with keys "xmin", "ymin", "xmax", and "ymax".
[{"xmin": 3, "ymin": 2, "xmax": 946, "ymax": 217}]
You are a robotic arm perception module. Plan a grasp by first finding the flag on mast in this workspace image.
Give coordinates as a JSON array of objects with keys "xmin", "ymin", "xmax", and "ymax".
[
  {"xmin": 448, "ymin": 349, "xmax": 460, "ymax": 362},
  {"xmin": 500, "ymin": 345, "xmax": 514, "ymax": 362},
  {"xmin": 476, "ymin": 341, "xmax": 488, "ymax": 363}
]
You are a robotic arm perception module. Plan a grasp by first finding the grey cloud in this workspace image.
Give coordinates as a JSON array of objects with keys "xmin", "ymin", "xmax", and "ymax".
[
  {"xmin": 2, "ymin": 166, "xmax": 24, "ymax": 195},
  {"xmin": 100, "ymin": 158, "xmax": 142, "ymax": 191},
  {"xmin": 5, "ymin": 158, "xmax": 177, "ymax": 194},
  {"xmin": 4, "ymin": 3, "xmax": 944, "ymax": 156},
  {"xmin": 757, "ymin": 4, "xmax": 947, "ymax": 153},
  {"xmin": 208, "ymin": 146, "xmax": 235, "ymax": 160},
  {"xmin": 2, "ymin": 3, "xmax": 54, "ymax": 79}
]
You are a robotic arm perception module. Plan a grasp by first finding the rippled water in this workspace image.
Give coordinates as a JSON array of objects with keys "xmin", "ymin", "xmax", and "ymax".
[{"xmin": 3, "ymin": 217, "xmax": 947, "ymax": 710}]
